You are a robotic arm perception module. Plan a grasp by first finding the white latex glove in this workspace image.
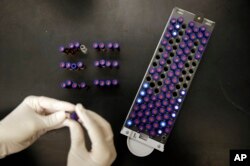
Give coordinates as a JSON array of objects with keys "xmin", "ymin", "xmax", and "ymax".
[
  {"xmin": 0, "ymin": 96, "xmax": 75, "ymax": 158},
  {"xmin": 64, "ymin": 104, "xmax": 117, "ymax": 166}
]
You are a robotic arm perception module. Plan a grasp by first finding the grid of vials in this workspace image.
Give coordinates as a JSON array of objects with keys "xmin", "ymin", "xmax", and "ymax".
[{"xmin": 125, "ymin": 16, "xmax": 213, "ymax": 143}]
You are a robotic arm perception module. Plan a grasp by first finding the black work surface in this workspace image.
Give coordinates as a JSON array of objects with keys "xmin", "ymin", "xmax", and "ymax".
[{"xmin": 0, "ymin": 0, "xmax": 250, "ymax": 166}]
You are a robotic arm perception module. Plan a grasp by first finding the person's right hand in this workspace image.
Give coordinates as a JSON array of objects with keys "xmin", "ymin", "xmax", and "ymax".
[{"xmin": 64, "ymin": 104, "xmax": 116, "ymax": 166}]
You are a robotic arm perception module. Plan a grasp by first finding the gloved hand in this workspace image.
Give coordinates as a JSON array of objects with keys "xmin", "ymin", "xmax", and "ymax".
[
  {"xmin": 0, "ymin": 96, "xmax": 75, "ymax": 158},
  {"xmin": 64, "ymin": 104, "xmax": 117, "ymax": 166}
]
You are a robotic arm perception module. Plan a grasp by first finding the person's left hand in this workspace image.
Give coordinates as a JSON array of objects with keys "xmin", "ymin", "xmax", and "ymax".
[{"xmin": 0, "ymin": 96, "xmax": 75, "ymax": 158}]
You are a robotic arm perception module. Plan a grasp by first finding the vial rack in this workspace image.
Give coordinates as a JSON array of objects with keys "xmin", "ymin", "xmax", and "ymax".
[{"xmin": 120, "ymin": 7, "xmax": 215, "ymax": 157}]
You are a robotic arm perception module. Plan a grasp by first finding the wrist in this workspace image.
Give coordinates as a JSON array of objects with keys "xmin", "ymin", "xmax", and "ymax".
[{"xmin": 0, "ymin": 122, "xmax": 8, "ymax": 158}]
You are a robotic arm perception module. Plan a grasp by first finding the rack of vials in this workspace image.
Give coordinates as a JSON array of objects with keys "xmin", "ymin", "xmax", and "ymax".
[{"xmin": 120, "ymin": 7, "xmax": 215, "ymax": 157}]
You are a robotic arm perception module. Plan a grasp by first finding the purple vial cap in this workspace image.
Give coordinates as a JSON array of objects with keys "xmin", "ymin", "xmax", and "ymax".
[
  {"xmin": 161, "ymin": 39, "xmax": 168, "ymax": 46},
  {"xmin": 99, "ymin": 59, "xmax": 106, "ymax": 66},
  {"xmin": 112, "ymin": 79, "xmax": 119, "ymax": 86},
  {"xmin": 166, "ymin": 45, "xmax": 172, "ymax": 51},
  {"xmin": 60, "ymin": 62, "xmax": 65, "ymax": 68},
  {"xmin": 71, "ymin": 82, "xmax": 78, "ymax": 89},
  {"xmin": 188, "ymin": 21, "xmax": 195, "ymax": 28},
  {"xmin": 175, "ymin": 69, "xmax": 181, "ymax": 76},
  {"xmin": 93, "ymin": 79, "xmax": 99, "ymax": 86},
  {"xmin": 198, "ymin": 45, "xmax": 204, "ymax": 52},
  {"xmin": 190, "ymin": 33, "xmax": 196, "ymax": 40},
  {"xmin": 149, "ymin": 67, "xmax": 155, "ymax": 74},
  {"xmin": 182, "ymin": 35, "xmax": 189, "ymax": 42},
  {"xmin": 112, "ymin": 61, "xmax": 119, "ymax": 68},
  {"xmin": 93, "ymin": 42, "xmax": 99, "ymax": 49},
  {"xmin": 99, "ymin": 42, "xmax": 105, "ymax": 49},
  {"xmin": 195, "ymin": 53, "xmax": 202, "ymax": 60},
  {"xmin": 185, "ymin": 28, "xmax": 192, "ymax": 35},
  {"xmin": 173, "ymin": 56, "xmax": 180, "ymax": 63},
  {"xmin": 69, "ymin": 43, "xmax": 74, "ymax": 48},
  {"xmin": 149, "ymin": 130, "xmax": 156, "ymax": 137},
  {"xmin": 66, "ymin": 62, "xmax": 71, "ymax": 69},
  {"xmin": 178, "ymin": 62, "xmax": 184, "ymax": 69},
  {"xmin": 193, "ymin": 26, "xmax": 199, "ymax": 33},
  {"xmin": 181, "ymin": 55, "xmax": 187, "ymax": 62},
  {"xmin": 106, "ymin": 80, "xmax": 112, "ymax": 86},
  {"xmin": 59, "ymin": 46, "xmax": 65, "ymax": 52},
  {"xmin": 79, "ymin": 82, "xmax": 86, "ymax": 88},
  {"xmin": 200, "ymin": 26, "xmax": 206, "ymax": 32},
  {"xmin": 170, "ymin": 18, "xmax": 176, "ymax": 24},
  {"xmin": 167, "ymin": 25, "xmax": 174, "ymax": 31},
  {"xmin": 70, "ymin": 112, "xmax": 79, "ymax": 121},
  {"xmin": 61, "ymin": 82, "xmax": 67, "ymax": 88},
  {"xmin": 77, "ymin": 61, "xmax": 84, "ymax": 69},
  {"xmin": 159, "ymin": 59, "xmax": 166, "ymax": 66},
  {"xmin": 197, "ymin": 32, "xmax": 203, "ymax": 39},
  {"xmin": 205, "ymin": 31, "xmax": 210, "ymax": 38},
  {"xmin": 113, "ymin": 43, "xmax": 120, "ymax": 49},
  {"xmin": 153, "ymin": 73, "xmax": 160, "ymax": 80},
  {"xmin": 179, "ymin": 42, "xmax": 186, "ymax": 49},
  {"xmin": 187, "ymin": 40, "xmax": 194, "ymax": 48},
  {"xmin": 66, "ymin": 80, "xmax": 72, "ymax": 86},
  {"xmin": 70, "ymin": 63, "xmax": 78, "ymax": 70},
  {"xmin": 156, "ymin": 66, "xmax": 163, "ymax": 73},
  {"xmin": 165, "ymin": 32, "xmax": 171, "ymax": 39},
  {"xmin": 144, "ymin": 96, "xmax": 150, "ymax": 102},
  {"xmin": 177, "ymin": 17, "xmax": 184, "ymax": 23},
  {"xmin": 201, "ymin": 38, "xmax": 207, "ymax": 45},
  {"xmin": 94, "ymin": 61, "xmax": 100, "ymax": 67},
  {"xmin": 74, "ymin": 42, "xmax": 80, "ymax": 48},
  {"xmin": 167, "ymin": 70, "xmax": 174, "ymax": 77},
  {"xmin": 107, "ymin": 42, "xmax": 113, "ymax": 49},
  {"xmin": 162, "ymin": 52, "xmax": 169, "ymax": 59},
  {"xmin": 99, "ymin": 80, "xmax": 105, "ymax": 87},
  {"xmin": 177, "ymin": 49, "xmax": 183, "ymax": 56},
  {"xmin": 106, "ymin": 60, "xmax": 112, "ymax": 67}
]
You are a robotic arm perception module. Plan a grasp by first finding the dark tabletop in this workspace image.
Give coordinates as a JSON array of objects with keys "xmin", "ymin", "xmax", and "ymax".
[{"xmin": 0, "ymin": 0, "xmax": 250, "ymax": 166}]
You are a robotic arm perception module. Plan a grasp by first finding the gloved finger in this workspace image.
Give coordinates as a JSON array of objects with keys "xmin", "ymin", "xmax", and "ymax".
[
  {"xmin": 42, "ymin": 111, "xmax": 67, "ymax": 130},
  {"xmin": 87, "ymin": 111, "xmax": 114, "ymax": 141},
  {"xmin": 63, "ymin": 119, "xmax": 88, "ymax": 153},
  {"xmin": 24, "ymin": 96, "xmax": 75, "ymax": 113},
  {"xmin": 75, "ymin": 104, "xmax": 105, "ymax": 145}
]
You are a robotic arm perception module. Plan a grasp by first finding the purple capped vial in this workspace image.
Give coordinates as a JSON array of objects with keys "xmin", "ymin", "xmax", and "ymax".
[
  {"xmin": 69, "ymin": 112, "xmax": 79, "ymax": 121},
  {"xmin": 69, "ymin": 43, "xmax": 75, "ymax": 49},
  {"xmin": 107, "ymin": 42, "xmax": 113, "ymax": 50},
  {"xmin": 105, "ymin": 80, "xmax": 112, "ymax": 86},
  {"xmin": 66, "ymin": 80, "xmax": 72, "ymax": 86},
  {"xmin": 113, "ymin": 42, "xmax": 120, "ymax": 50},
  {"xmin": 94, "ymin": 61, "xmax": 100, "ymax": 67},
  {"xmin": 66, "ymin": 62, "xmax": 71, "ymax": 69},
  {"xmin": 74, "ymin": 42, "xmax": 80, "ymax": 48},
  {"xmin": 71, "ymin": 82, "xmax": 78, "ymax": 89},
  {"xmin": 112, "ymin": 79, "xmax": 119, "ymax": 86},
  {"xmin": 77, "ymin": 61, "xmax": 84, "ymax": 69},
  {"xmin": 112, "ymin": 60, "xmax": 119, "ymax": 68},
  {"xmin": 177, "ymin": 17, "xmax": 184, "ymax": 23},
  {"xmin": 105, "ymin": 60, "xmax": 112, "ymax": 68},
  {"xmin": 99, "ymin": 59, "xmax": 106, "ymax": 67},
  {"xmin": 70, "ymin": 63, "xmax": 78, "ymax": 70},
  {"xmin": 93, "ymin": 42, "xmax": 99, "ymax": 50},
  {"xmin": 99, "ymin": 80, "xmax": 105, "ymax": 87},
  {"xmin": 61, "ymin": 82, "xmax": 67, "ymax": 88},
  {"xmin": 79, "ymin": 82, "xmax": 87, "ymax": 89},
  {"xmin": 93, "ymin": 79, "xmax": 99, "ymax": 86},
  {"xmin": 170, "ymin": 18, "xmax": 176, "ymax": 24},
  {"xmin": 99, "ymin": 42, "xmax": 105, "ymax": 50},
  {"xmin": 59, "ymin": 46, "xmax": 65, "ymax": 53},
  {"xmin": 59, "ymin": 62, "xmax": 66, "ymax": 68}
]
